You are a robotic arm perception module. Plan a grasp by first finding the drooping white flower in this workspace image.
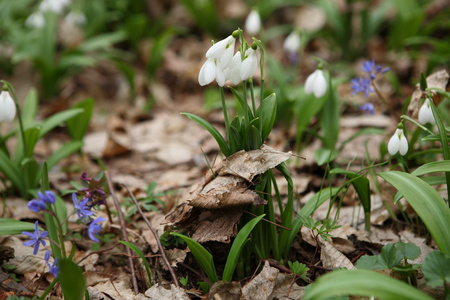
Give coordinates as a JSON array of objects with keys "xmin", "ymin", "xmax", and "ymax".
[
  {"xmin": 388, "ymin": 128, "xmax": 408, "ymax": 156},
  {"xmin": 418, "ymin": 98, "xmax": 435, "ymax": 125},
  {"xmin": 245, "ymin": 9, "xmax": 261, "ymax": 35},
  {"xmin": 26, "ymin": 12, "xmax": 45, "ymax": 28},
  {"xmin": 0, "ymin": 90, "xmax": 16, "ymax": 122},
  {"xmin": 225, "ymin": 51, "xmax": 242, "ymax": 85},
  {"xmin": 240, "ymin": 48, "xmax": 258, "ymax": 81},
  {"xmin": 39, "ymin": 0, "xmax": 71, "ymax": 14},
  {"xmin": 64, "ymin": 11, "xmax": 86, "ymax": 27},
  {"xmin": 205, "ymin": 35, "xmax": 236, "ymax": 69},
  {"xmin": 305, "ymin": 69, "xmax": 327, "ymax": 98},
  {"xmin": 283, "ymin": 31, "xmax": 301, "ymax": 53},
  {"xmin": 198, "ymin": 58, "xmax": 225, "ymax": 87}
]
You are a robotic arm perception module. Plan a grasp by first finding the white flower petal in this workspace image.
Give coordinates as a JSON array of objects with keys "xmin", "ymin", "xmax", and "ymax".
[
  {"xmin": 198, "ymin": 59, "xmax": 215, "ymax": 86},
  {"xmin": 387, "ymin": 133, "xmax": 399, "ymax": 155},
  {"xmin": 215, "ymin": 65, "xmax": 225, "ymax": 87},
  {"xmin": 0, "ymin": 91, "xmax": 16, "ymax": 122},
  {"xmin": 240, "ymin": 49, "xmax": 258, "ymax": 80},
  {"xmin": 283, "ymin": 31, "xmax": 300, "ymax": 53},
  {"xmin": 245, "ymin": 10, "xmax": 261, "ymax": 35},
  {"xmin": 418, "ymin": 98, "xmax": 435, "ymax": 125},
  {"xmin": 206, "ymin": 35, "xmax": 234, "ymax": 59},
  {"xmin": 399, "ymin": 134, "xmax": 409, "ymax": 155},
  {"xmin": 305, "ymin": 69, "xmax": 327, "ymax": 98}
]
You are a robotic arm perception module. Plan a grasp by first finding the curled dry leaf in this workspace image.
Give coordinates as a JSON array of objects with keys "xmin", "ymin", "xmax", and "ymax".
[
  {"xmin": 408, "ymin": 69, "xmax": 449, "ymax": 118},
  {"xmin": 319, "ymin": 239, "xmax": 356, "ymax": 270},
  {"xmin": 145, "ymin": 283, "xmax": 190, "ymax": 300},
  {"xmin": 164, "ymin": 145, "xmax": 292, "ymax": 243}
]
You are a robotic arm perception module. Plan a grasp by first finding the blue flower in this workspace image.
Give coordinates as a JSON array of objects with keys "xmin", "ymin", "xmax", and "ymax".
[
  {"xmin": 72, "ymin": 193, "xmax": 94, "ymax": 222},
  {"xmin": 38, "ymin": 191, "xmax": 56, "ymax": 204},
  {"xmin": 45, "ymin": 250, "xmax": 59, "ymax": 278},
  {"xmin": 351, "ymin": 77, "xmax": 373, "ymax": 98},
  {"xmin": 361, "ymin": 59, "xmax": 376, "ymax": 73},
  {"xmin": 22, "ymin": 221, "xmax": 48, "ymax": 255},
  {"xmin": 28, "ymin": 199, "xmax": 47, "ymax": 212},
  {"xmin": 88, "ymin": 217, "xmax": 106, "ymax": 243},
  {"xmin": 359, "ymin": 103, "xmax": 374, "ymax": 115}
]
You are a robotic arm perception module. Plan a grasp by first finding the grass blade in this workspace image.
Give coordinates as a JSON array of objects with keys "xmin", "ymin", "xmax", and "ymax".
[{"xmin": 120, "ymin": 241, "xmax": 152, "ymax": 286}]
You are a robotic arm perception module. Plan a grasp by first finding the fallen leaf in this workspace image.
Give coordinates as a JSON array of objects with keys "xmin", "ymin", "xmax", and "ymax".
[{"xmin": 144, "ymin": 283, "xmax": 190, "ymax": 300}]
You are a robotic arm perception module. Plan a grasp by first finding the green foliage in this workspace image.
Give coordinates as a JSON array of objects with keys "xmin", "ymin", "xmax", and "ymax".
[
  {"xmin": 303, "ymin": 269, "xmax": 434, "ymax": 300},
  {"xmin": 160, "ymin": 230, "xmax": 186, "ymax": 248},
  {"xmin": 0, "ymin": 218, "xmax": 39, "ymax": 235},
  {"xmin": 66, "ymin": 98, "xmax": 94, "ymax": 142},
  {"xmin": 288, "ymin": 261, "xmax": 309, "ymax": 281},
  {"xmin": 302, "ymin": 217, "xmax": 341, "ymax": 242},
  {"xmin": 123, "ymin": 182, "xmax": 165, "ymax": 218},
  {"xmin": 422, "ymin": 251, "xmax": 450, "ymax": 288},
  {"xmin": 179, "ymin": 275, "xmax": 188, "ymax": 287},
  {"xmin": 120, "ymin": 241, "xmax": 152, "ymax": 287},
  {"xmin": 58, "ymin": 258, "xmax": 87, "ymax": 300}
]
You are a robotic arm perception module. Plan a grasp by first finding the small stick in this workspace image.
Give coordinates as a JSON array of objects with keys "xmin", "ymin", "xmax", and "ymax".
[
  {"xmin": 105, "ymin": 172, "xmax": 139, "ymax": 295},
  {"xmin": 122, "ymin": 183, "xmax": 179, "ymax": 288}
]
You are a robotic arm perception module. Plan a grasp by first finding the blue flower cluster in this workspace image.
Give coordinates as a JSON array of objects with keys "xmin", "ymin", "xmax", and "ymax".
[
  {"xmin": 351, "ymin": 59, "xmax": 389, "ymax": 115},
  {"xmin": 21, "ymin": 189, "xmax": 107, "ymax": 278}
]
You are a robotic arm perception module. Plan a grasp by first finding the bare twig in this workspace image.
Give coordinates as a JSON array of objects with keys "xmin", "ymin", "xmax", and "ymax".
[
  {"xmin": 122, "ymin": 183, "xmax": 179, "ymax": 288},
  {"xmin": 105, "ymin": 171, "xmax": 139, "ymax": 295}
]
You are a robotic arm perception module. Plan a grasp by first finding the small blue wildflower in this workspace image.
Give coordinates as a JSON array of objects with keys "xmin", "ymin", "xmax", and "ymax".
[
  {"xmin": 45, "ymin": 250, "xmax": 59, "ymax": 278},
  {"xmin": 351, "ymin": 77, "xmax": 373, "ymax": 98},
  {"xmin": 72, "ymin": 193, "xmax": 94, "ymax": 222},
  {"xmin": 360, "ymin": 103, "xmax": 375, "ymax": 115},
  {"xmin": 28, "ymin": 199, "xmax": 47, "ymax": 212},
  {"xmin": 22, "ymin": 221, "xmax": 48, "ymax": 255},
  {"xmin": 361, "ymin": 59, "xmax": 376, "ymax": 73},
  {"xmin": 88, "ymin": 217, "xmax": 106, "ymax": 243},
  {"xmin": 38, "ymin": 191, "xmax": 56, "ymax": 204}
]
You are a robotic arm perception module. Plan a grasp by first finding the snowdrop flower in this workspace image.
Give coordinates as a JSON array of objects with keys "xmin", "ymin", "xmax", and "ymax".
[
  {"xmin": 25, "ymin": 12, "xmax": 45, "ymax": 28},
  {"xmin": 225, "ymin": 51, "xmax": 242, "ymax": 85},
  {"xmin": 39, "ymin": 0, "xmax": 71, "ymax": 14},
  {"xmin": 206, "ymin": 35, "xmax": 236, "ymax": 69},
  {"xmin": 283, "ymin": 31, "xmax": 301, "ymax": 54},
  {"xmin": 64, "ymin": 11, "xmax": 86, "ymax": 27},
  {"xmin": 388, "ymin": 126, "xmax": 408, "ymax": 156},
  {"xmin": 305, "ymin": 69, "xmax": 327, "ymax": 98},
  {"xmin": 245, "ymin": 9, "xmax": 261, "ymax": 35},
  {"xmin": 0, "ymin": 89, "xmax": 16, "ymax": 122},
  {"xmin": 198, "ymin": 58, "xmax": 226, "ymax": 87},
  {"xmin": 240, "ymin": 47, "xmax": 258, "ymax": 81},
  {"xmin": 418, "ymin": 98, "xmax": 435, "ymax": 125}
]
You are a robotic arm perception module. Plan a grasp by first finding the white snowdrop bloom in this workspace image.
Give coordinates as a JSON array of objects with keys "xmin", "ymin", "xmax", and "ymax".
[
  {"xmin": 388, "ymin": 128, "xmax": 408, "ymax": 156},
  {"xmin": 305, "ymin": 69, "xmax": 327, "ymax": 98},
  {"xmin": 283, "ymin": 31, "xmax": 301, "ymax": 53},
  {"xmin": 198, "ymin": 58, "xmax": 225, "ymax": 87},
  {"xmin": 0, "ymin": 90, "xmax": 16, "ymax": 122},
  {"xmin": 240, "ymin": 48, "xmax": 258, "ymax": 81},
  {"xmin": 39, "ymin": 0, "xmax": 71, "ymax": 14},
  {"xmin": 225, "ymin": 51, "xmax": 242, "ymax": 85},
  {"xmin": 26, "ymin": 12, "xmax": 45, "ymax": 28},
  {"xmin": 418, "ymin": 98, "xmax": 435, "ymax": 125},
  {"xmin": 65, "ymin": 11, "xmax": 86, "ymax": 26},
  {"xmin": 245, "ymin": 9, "xmax": 261, "ymax": 35},
  {"xmin": 205, "ymin": 35, "xmax": 236, "ymax": 69}
]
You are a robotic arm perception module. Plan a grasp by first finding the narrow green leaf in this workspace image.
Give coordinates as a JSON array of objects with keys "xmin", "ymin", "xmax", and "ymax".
[
  {"xmin": 181, "ymin": 113, "xmax": 230, "ymax": 156},
  {"xmin": 21, "ymin": 88, "xmax": 38, "ymax": 127},
  {"xmin": 412, "ymin": 161, "xmax": 450, "ymax": 176},
  {"xmin": 45, "ymin": 141, "xmax": 83, "ymax": 171},
  {"xmin": 24, "ymin": 127, "xmax": 40, "ymax": 158},
  {"xmin": 303, "ymin": 269, "xmax": 434, "ymax": 300},
  {"xmin": 222, "ymin": 214, "xmax": 265, "ymax": 282},
  {"xmin": 259, "ymin": 93, "xmax": 277, "ymax": 141},
  {"xmin": 0, "ymin": 219, "xmax": 39, "ymax": 235},
  {"xmin": 120, "ymin": 241, "xmax": 152, "ymax": 286},
  {"xmin": 0, "ymin": 149, "xmax": 26, "ymax": 195},
  {"xmin": 170, "ymin": 232, "xmax": 218, "ymax": 283},
  {"xmin": 59, "ymin": 258, "xmax": 86, "ymax": 300},
  {"xmin": 38, "ymin": 108, "xmax": 84, "ymax": 139},
  {"xmin": 66, "ymin": 98, "xmax": 94, "ymax": 141},
  {"xmin": 378, "ymin": 171, "xmax": 450, "ymax": 255}
]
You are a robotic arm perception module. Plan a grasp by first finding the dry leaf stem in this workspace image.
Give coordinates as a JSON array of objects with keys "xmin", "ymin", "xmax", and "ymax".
[
  {"xmin": 105, "ymin": 171, "xmax": 139, "ymax": 295},
  {"xmin": 123, "ymin": 183, "xmax": 180, "ymax": 288}
]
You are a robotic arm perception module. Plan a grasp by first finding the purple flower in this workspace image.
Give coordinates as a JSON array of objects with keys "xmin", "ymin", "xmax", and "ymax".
[
  {"xmin": 88, "ymin": 217, "xmax": 106, "ymax": 243},
  {"xmin": 351, "ymin": 77, "xmax": 373, "ymax": 98},
  {"xmin": 72, "ymin": 193, "xmax": 94, "ymax": 222},
  {"xmin": 28, "ymin": 199, "xmax": 47, "ymax": 212},
  {"xmin": 360, "ymin": 103, "xmax": 375, "ymax": 115},
  {"xmin": 45, "ymin": 250, "xmax": 59, "ymax": 278},
  {"xmin": 22, "ymin": 221, "xmax": 48, "ymax": 255},
  {"xmin": 38, "ymin": 191, "xmax": 56, "ymax": 204},
  {"xmin": 361, "ymin": 59, "xmax": 376, "ymax": 73}
]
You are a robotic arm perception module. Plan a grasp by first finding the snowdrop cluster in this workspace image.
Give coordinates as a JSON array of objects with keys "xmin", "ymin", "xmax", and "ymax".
[
  {"xmin": 198, "ymin": 31, "xmax": 259, "ymax": 87},
  {"xmin": 26, "ymin": 0, "xmax": 79, "ymax": 29}
]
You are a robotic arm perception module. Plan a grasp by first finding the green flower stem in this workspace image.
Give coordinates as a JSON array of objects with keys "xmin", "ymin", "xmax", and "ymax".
[
  {"xmin": 219, "ymin": 86, "xmax": 231, "ymax": 152},
  {"xmin": 249, "ymin": 79, "xmax": 257, "ymax": 114},
  {"xmin": 39, "ymin": 277, "xmax": 58, "ymax": 300}
]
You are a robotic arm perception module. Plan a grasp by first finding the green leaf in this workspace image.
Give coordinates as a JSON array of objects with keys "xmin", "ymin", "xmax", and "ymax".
[
  {"xmin": 411, "ymin": 161, "xmax": 450, "ymax": 176},
  {"xmin": 379, "ymin": 243, "xmax": 404, "ymax": 269},
  {"xmin": 420, "ymin": 72, "xmax": 428, "ymax": 90},
  {"xmin": 422, "ymin": 251, "xmax": 450, "ymax": 287},
  {"xmin": 356, "ymin": 255, "xmax": 384, "ymax": 270},
  {"xmin": 45, "ymin": 141, "xmax": 83, "ymax": 171},
  {"xmin": 181, "ymin": 112, "xmax": 230, "ymax": 156},
  {"xmin": 259, "ymin": 93, "xmax": 277, "ymax": 141},
  {"xmin": 303, "ymin": 269, "xmax": 434, "ymax": 300},
  {"xmin": 119, "ymin": 241, "xmax": 152, "ymax": 286},
  {"xmin": 378, "ymin": 171, "xmax": 450, "ymax": 256},
  {"xmin": 66, "ymin": 98, "xmax": 94, "ymax": 141},
  {"xmin": 38, "ymin": 108, "xmax": 84, "ymax": 139},
  {"xmin": 249, "ymin": 125, "xmax": 262, "ymax": 150},
  {"xmin": 24, "ymin": 127, "xmax": 40, "ymax": 158},
  {"xmin": 0, "ymin": 149, "xmax": 26, "ymax": 195},
  {"xmin": 170, "ymin": 232, "xmax": 218, "ymax": 283},
  {"xmin": 222, "ymin": 214, "xmax": 265, "ymax": 282},
  {"xmin": 59, "ymin": 258, "xmax": 86, "ymax": 300},
  {"xmin": 21, "ymin": 88, "xmax": 38, "ymax": 127},
  {"xmin": 314, "ymin": 148, "xmax": 338, "ymax": 166},
  {"xmin": 395, "ymin": 242, "xmax": 421, "ymax": 260},
  {"xmin": 0, "ymin": 219, "xmax": 39, "ymax": 235}
]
